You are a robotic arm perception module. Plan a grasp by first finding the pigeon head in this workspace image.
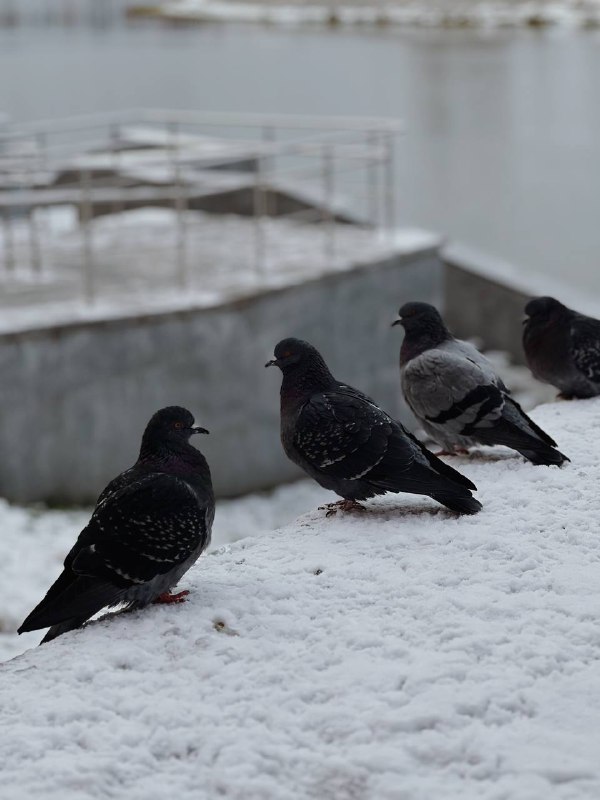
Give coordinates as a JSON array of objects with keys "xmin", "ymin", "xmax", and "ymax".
[
  {"xmin": 392, "ymin": 303, "xmax": 451, "ymax": 361},
  {"xmin": 140, "ymin": 406, "xmax": 208, "ymax": 457},
  {"xmin": 392, "ymin": 302, "xmax": 447, "ymax": 333},
  {"xmin": 266, "ymin": 338, "xmax": 325, "ymax": 373},
  {"xmin": 524, "ymin": 296, "xmax": 567, "ymax": 321},
  {"xmin": 266, "ymin": 338, "xmax": 335, "ymax": 395}
]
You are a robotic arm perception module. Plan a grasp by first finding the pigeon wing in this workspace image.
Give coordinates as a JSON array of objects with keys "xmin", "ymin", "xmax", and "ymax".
[
  {"xmin": 294, "ymin": 388, "xmax": 414, "ymax": 480},
  {"xmin": 71, "ymin": 472, "xmax": 212, "ymax": 586},
  {"xmin": 402, "ymin": 347, "xmax": 505, "ymax": 435}
]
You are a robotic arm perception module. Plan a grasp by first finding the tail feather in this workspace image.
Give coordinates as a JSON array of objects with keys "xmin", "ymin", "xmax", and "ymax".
[
  {"xmin": 395, "ymin": 425, "xmax": 477, "ymax": 491},
  {"xmin": 506, "ymin": 397, "xmax": 558, "ymax": 447},
  {"xmin": 40, "ymin": 616, "xmax": 90, "ymax": 644},
  {"xmin": 481, "ymin": 414, "xmax": 569, "ymax": 467},
  {"xmin": 18, "ymin": 575, "xmax": 125, "ymax": 635},
  {"xmin": 366, "ymin": 431, "xmax": 481, "ymax": 515},
  {"xmin": 513, "ymin": 442, "xmax": 569, "ymax": 466},
  {"xmin": 429, "ymin": 492, "xmax": 482, "ymax": 515}
]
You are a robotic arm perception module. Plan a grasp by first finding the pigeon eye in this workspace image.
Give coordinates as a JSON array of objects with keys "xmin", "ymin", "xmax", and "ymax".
[
  {"xmin": 283, "ymin": 351, "xmax": 293, "ymax": 358},
  {"xmin": 174, "ymin": 422, "xmax": 183, "ymax": 429}
]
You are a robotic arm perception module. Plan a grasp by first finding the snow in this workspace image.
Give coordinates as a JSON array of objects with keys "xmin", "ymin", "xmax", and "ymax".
[
  {"xmin": 2, "ymin": 398, "xmax": 600, "ymax": 798},
  {"xmin": 145, "ymin": 0, "xmax": 600, "ymax": 29},
  {"xmin": 0, "ymin": 479, "xmax": 330, "ymax": 663}
]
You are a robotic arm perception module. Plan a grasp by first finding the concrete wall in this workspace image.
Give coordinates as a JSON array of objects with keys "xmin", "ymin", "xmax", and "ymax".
[
  {"xmin": 443, "ymin": 253, "xmax": 531, "ymax": 363},
  {"xmin": 442, "ymin": 242, "xmax": 600, "ymax": 365},
  {"xmin": 0, "ymin": 247, "xmax": 442, "ymax": 505}
]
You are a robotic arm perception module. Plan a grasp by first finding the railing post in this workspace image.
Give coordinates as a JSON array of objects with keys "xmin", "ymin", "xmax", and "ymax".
[
  {"xmin": 28, "ymin": 205, "xmax": 42, "ymax": 274},
  {"xmin": 384, "ymin": 131, "xmax": 396, "ymax": 239},
  {"xmin": 110, "ymin": 122, "xmax": 124, "ymax": 216},
  {"xmin": 169, "ymin": 121, "xmax": 189, "ymax": 290},
  {"xmin": 2, "ymin": 211, "xmax": 15, "ymax": 273},
  {"xmin": 322, "ymin": 144, "xmax": 335, "ymax": 263},
  {"xmin": 367, "ymin": 130, "xmax": 380, "ymax": 229},
  {"xmin": 35, "ymin": 131, "xmax": 48, "ymax": 185},
  {"xmin": 80, "ymin": 168, "xmax": 95, "ymax": 304},
  {"xmin": 253, "ymin": 155, "xmax": 268, "ymax": 274}
]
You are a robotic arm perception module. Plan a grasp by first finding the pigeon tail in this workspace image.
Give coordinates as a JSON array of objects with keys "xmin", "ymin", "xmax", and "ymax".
[
  {"xmin": 429, "ymin": 492, "xmax": 482, "ymax": 515},
  {"xmin": 482, "ymin": 407, "xmax": 570, "ymax": 467},
  {"xmin": 40, "ymin": 616, "xmax": 90, "ymax": 644},
  {"xmin": 18, "ymin": 575, "xmax": 125, "ymax": 635},
  {"xmin": 366, "ymin": 433, "xmax": 482, "ymax": 514},
  {"xmin": 512, "ymin": 441, "xmax": 569, "ymax": 467}
]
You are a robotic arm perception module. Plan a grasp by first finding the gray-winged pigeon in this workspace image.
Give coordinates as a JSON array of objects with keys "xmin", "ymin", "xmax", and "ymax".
[{"xmin": 395, "ymin": 302, "xmax": 568, "ymax": 466}]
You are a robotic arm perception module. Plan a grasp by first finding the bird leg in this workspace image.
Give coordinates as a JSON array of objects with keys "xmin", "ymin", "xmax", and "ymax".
[
  {"xmin": 153, "ymin": 590, "xmax": 190, "ymax": 605},
  {"xmin": 435, "ymin": 448, "xmax": 470, "ymax": 456},
  {"xmin": 319, "ymin": 499, "xmax": 367, "ymax": 517}
]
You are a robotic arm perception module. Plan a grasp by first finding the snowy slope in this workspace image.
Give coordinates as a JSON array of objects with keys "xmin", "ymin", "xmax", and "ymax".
[
  {"xmin": 0, "ymin": 480, "xmax": 330, "ymax": 663},
  {"xmin": 2, "ymin": 399, "xmax": 600, "ymax": 799}
]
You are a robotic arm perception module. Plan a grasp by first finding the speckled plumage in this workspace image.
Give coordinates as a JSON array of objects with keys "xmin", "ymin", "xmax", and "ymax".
[
  {"xmin": 396, "ymin": 302, "xmax": 568, "ymax": 466},
  {"xmin": 18, "ymin": 406, "xmax": 214, "ymax": 644},
  {"xmin": 267, "ymin": 337, "xmax": 482, "ymax": 515},
  {"xmin": 523, "ymin": 296, "xmax": 600, "ymax": 399}
]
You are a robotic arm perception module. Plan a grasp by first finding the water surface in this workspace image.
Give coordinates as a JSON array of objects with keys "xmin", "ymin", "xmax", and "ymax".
[{"xmin": 0, "ymin": 2, "xmax": 599, "ymax": 292}]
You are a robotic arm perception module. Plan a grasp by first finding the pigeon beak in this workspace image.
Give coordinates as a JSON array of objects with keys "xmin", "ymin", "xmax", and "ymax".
[
  {"xmin": 265, "ymin": 359, "xmax": 278, "ymax": 368},
  {"xmin": 191, "ymin": 426, "xmax": 209, "ymax": 435},
  {"xmin": 391, "ymin": 318, "xmax": 403, "ymax": 327}
]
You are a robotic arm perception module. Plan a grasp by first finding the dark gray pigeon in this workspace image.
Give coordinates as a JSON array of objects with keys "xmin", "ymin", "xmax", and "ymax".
[
  {"xmin": 19, "ymin": 406, "xmax": 214, "ymax": 644},
  {"xmin": 523, "ymin": 296, "xmax": 600, "ymax": 399},
  {"xmin": 266, "ymin": 337, "xmax": 482, "ymax": 515},
  {"xmin": 394, "ymin": 302, "xmax": 568, "ymax": 466}
]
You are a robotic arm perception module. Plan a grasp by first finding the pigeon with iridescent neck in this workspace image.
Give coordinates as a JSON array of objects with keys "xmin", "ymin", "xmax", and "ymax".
[
  {"xmin": 19, "ymin": 406, "xmax": 214, "ymax": 644},
  {"xmin": 266, "ymin": 337, "xmax": 482, "ymax": 516}
]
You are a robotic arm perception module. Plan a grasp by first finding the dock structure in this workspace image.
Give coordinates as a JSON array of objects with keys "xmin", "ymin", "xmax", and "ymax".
[{"xmin": 0, "ymin": 109, "xmax": 402, "ymax": 310}]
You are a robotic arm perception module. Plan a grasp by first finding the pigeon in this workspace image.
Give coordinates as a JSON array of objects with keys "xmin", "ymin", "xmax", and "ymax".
[
  {"xmin": 266, "ymin": 337, "xmax": 482, "ymax": 515},
  {"xmin": 18, "ymin": 406, "xmax": 214, "ymax": 644},
  {"xmin": 523, "ymin": 296, "xmax": 600, "ymax": 399},
  {"xmin": 394, "ymin": 302, "xmax": 568, "ymax": 466}
]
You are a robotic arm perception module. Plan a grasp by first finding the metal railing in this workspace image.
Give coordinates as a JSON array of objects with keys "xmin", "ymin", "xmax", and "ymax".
[{"xmin": 0, "ymin": 109, "xmax": 402, "ymax": 306}]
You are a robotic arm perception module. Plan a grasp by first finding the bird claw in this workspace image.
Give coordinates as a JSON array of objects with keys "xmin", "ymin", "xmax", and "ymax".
[
  {"xmin": 153, "ymin": 590, "xmax": 190, "ymax": 605},
  {"xmin": 319, "ymin": 500, "xmax": 366, "ymax": 517}
]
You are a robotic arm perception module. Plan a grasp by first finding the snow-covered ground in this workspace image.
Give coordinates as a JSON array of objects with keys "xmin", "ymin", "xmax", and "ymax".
[
  {"xmin": 0, "ymin": 480, "xmax": 330, "ymax": 663},
  {"xmin": 139, "ymin": 0, "xmax": 600, "ymax": 29},
  {"xmin": 2, "ymin": 397, "xmax": 600, "ymax": 798}
]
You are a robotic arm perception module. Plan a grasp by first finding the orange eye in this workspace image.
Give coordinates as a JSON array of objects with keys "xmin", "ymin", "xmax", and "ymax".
[
  {"xmin": 174, "ymin": 421, "xmax": 183, "ymax": 429},
  {"xmin": 283, "ymin": 351, "xmax": 292, "ymax": 357}
]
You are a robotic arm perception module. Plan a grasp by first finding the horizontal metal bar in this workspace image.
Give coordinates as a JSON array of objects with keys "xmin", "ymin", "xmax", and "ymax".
[{"xmin": 1, "ymin": 108, "xmax": 404, "ymax": 141}]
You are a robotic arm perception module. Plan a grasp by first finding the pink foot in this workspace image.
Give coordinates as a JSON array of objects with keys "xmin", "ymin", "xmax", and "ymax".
[
  {"xmin": 319, "ymin": 499, "xmax": 367, "ymax": 517},
  {"xmin": 153, "ymin": 590, "xmax": 190, "ymax": 605}
]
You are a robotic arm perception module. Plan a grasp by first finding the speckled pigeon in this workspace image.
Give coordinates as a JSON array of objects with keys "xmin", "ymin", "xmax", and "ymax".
[
  {"xmin": 266, "ymin": 337, "xmax": 482, "ymax": 515},
  {"xmin": 394, "ymin": 302, "xmax": 568, "ymax": 466},
  {"xmin": 523, "ymin": 296, "xmax": 600, "ymax": 399},
  {"xmin": 18, "ymin": 406, "xmax": 214, "ymax": 644}
]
